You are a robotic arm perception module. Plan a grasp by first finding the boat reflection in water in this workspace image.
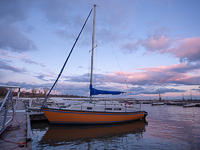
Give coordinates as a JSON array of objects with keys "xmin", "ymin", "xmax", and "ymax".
[{"xmin": 40, "ymin": 120, "xmax": 147, "ymax": 146}]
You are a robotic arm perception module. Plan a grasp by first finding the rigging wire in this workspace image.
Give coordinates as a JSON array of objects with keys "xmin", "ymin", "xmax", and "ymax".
[
  {"xmin": 42, "ymin": 7, "xmax": 93, "ymax": 106},
  {"xmin": 111, "ymin": 46, "xmax": 129, "ymax": 91}
]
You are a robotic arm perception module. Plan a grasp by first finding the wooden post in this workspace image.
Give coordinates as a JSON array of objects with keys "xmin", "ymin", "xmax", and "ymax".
[{"xmin": 26, "ymin": 113, "xmax": 32, "ymax": 141}]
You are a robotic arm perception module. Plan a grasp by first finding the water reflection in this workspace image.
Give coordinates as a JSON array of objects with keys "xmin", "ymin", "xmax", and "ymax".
[
  {"xmin": 38, "ymin": 120, "xmax": 147, "ymax": 146},
  {"xmin": 32, "ymin": 105, "xmax": 200, "ymax": 150}
]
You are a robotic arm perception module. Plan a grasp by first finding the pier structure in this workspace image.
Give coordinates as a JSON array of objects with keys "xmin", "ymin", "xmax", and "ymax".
[{"xmin": 0, "ymin": 85, "xmax": 31, "ymax": 150}]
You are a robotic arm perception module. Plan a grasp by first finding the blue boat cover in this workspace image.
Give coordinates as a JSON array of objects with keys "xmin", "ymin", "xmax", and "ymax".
[{"xmin": 89, "ymin": 84, "xmax": 124, "ymax": 96}]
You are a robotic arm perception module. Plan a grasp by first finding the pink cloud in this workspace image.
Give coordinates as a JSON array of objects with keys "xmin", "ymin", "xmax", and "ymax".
[
  {"xmin": 168, "ymin": 37, "xmax": 200, "ymax": 62},
  {"xmin": 51, "ymin": 63, "xmax": 200, "ymax": 96},
  {"xmin": 141, "ymin": 63, "xmax": 200, "ymax": 73},
  {"xmin": 141, "ymin": 35, "xmax": 171, "ymax": 52},
  {"xmin": 67, "ymin": 62, "xmax": 200, "ymax": 86},
  {"xmin": 122, "ymin": 35, "xmax": 200, "ymax": 63},
  {"xmin": 110, "ymin": 62, "xmax": 200, "ymax": 85},
  {"xmin": 122, "ymin": 34, "xmax": 171, "ymax": 52},
  {"xmin": 110, "ymin": 71, "xmax": 149, "ymax": 83}
]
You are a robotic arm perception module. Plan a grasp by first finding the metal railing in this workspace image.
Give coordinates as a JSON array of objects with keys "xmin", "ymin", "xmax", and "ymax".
[
  {"xmin": 52, "ymin": 100, "xmax": 141, "ymax": 112},
  {"xmin": 0, "ymin": 85, "xmax": 20, "ymax": 135}
]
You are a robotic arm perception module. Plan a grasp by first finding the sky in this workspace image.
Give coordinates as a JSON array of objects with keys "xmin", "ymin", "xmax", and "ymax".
[{"xmin": 0, "ymin": 0, "xmax": 200, "ymax": 99}]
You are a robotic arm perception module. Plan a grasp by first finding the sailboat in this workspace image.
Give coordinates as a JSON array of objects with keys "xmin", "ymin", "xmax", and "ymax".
[{"xmin": 42, "ymin": 5, "xmax": 147, "ymax": 124}]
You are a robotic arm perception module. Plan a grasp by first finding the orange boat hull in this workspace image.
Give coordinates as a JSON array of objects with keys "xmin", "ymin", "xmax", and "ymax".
[{"xmin": 42, "ymin": 108, "xmax": 147, "ymax": 124}]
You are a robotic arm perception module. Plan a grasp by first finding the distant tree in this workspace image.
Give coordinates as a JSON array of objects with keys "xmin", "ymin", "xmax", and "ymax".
[
  {"xmin": 0, "ymin": 88, "xmax": 8, "ymax": 97},
  {"xmin": 38, "ymin": 89, "xmax": 43, "ymax": 97},
  {"xmin": 31, "ymin": 88, "xmax": 37, "ymax": 97},
  {"xmin": 43, "ymin": 88, "xmax": 49, "ymax": 96}
]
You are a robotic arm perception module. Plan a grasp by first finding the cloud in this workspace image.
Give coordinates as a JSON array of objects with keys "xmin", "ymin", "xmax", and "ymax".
[
  {"xmin": 66, "ymin": 73, "xmax": 106, "ymax": 85},
  {"xmin": 129, "ymin": 87, "xmax": 185, "ymax": 95},
  {"xmin": 0, "ymin": 1, "xmax": 36, "ymax": 52},
  {"xmin": 66, "ymin": 73, "xmax": 90, "ymax": 82},
  {"xmin": 53, "ymin": 83, "xmax": 89, "ymax": 96},
  {"xmin": 105, "ymin": 63, "xmax": 200, "ymax": 86},
  {"xmin": 142, "ymin": 63, "xmax": 200, "ymax": 74},
  {"xmin": 0, "ymin": 25, "xmax": 37, "ymax": 52},
  {"xmin": 121, "ymin": 41, "xmax": 139, "ymax": 53},
  {"xmin": 171, "ymin": 76, "xmax": 200, "ymax": 85},
  {"xmin": 158, "ymin": 88, "xmax": 185, "ymax": 94},
  {"xmin": 0, "ymin": 70, "xmax": 189, "ymax": 96},
  {"xmin": 0, "ymin": 0, "xmax": 32, "ymax": 24},
  {"xmin": 20, "ymin": 57, "xmax": 45, "ymax": 67},
  {"xmin": 122, "ymin": 34, "xmax": 200, "ymax": 63},
  {"xmin": 115, "ymin": 63, "xmax": 200, "ymax": 86},
  {"xmin": 168, "ymin": 37, "xmax": 200, "ymax": 62},
  {"xmin": 39, "ymin": 0, "xmax": 93, "ymax": 36},
  {"xmin": 141, "ymin": 35, "xmax": 171, "ymax": 52},
  {"xmin": 0, "ymin": 49, "xmax": 45, "ymax": 67},
  {"xmin": 1, "ymin": 81, "xmax": 51, "ymax": 89},
  {"xmin": 0, "ymin": 59, "xmax": 25, "ymax": 73},
  {"xmin": 122, "ymin": 34, "xmax": 171, "ymax": 52},
  {"xmin": 64, "ymin": 62, "xmax": 200, "ymax": 87},
  {"xmin": 38, "ymin": 0, "xmax": 134, "ymax": 45},
  {"xmin": 34, "ymin": 72, "xmax": 56, "ymax": 82},
  {"xmin": 35, "ymin": 75, "xmax": 49, "ymax": 82},
  {"xmin": 191, "ymin": 87, "xmax": 200, "ymax": 92},
  {"xmin": 0, "ymin": 81, "xmax": 88, "ymax": 96},
  {"xmin": 39, "ymin": 0, "xmax": 77, "ymax": 25}
]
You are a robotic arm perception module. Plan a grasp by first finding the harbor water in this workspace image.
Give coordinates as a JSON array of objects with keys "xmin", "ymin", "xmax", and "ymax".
[{"xmin": 31, "ymin": 104, "xmax": 200, "ymax": 150}]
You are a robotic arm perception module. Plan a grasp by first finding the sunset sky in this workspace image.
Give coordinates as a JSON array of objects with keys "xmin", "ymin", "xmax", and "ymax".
[{"xmin": 0, "ymin": 0, "xmax": 200, "ymax": 99}]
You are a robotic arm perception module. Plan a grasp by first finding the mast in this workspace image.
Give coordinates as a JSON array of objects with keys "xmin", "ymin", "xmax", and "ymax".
[
  {"xmin": 90, "ymin": 4, "xmax": 96, "ymax": 100},
  {"xmin": 158, "ymin": 89, "xmax": 162, "ymax": 101}
]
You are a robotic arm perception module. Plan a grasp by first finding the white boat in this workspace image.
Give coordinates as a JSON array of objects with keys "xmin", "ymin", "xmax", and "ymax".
[{"xmin": 152, "ymin": 102, "xmax": 165, "ymax": 106}]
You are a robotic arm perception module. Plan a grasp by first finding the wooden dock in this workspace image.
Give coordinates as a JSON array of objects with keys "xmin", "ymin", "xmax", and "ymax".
[{"xmin": 0, "ymin": 100, "xmax": 32, "ymax": 150}]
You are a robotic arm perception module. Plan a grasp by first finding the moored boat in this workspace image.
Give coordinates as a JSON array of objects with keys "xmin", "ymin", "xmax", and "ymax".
[{"xmin": 152, "ymin": 102, "xmax": 165, "ymax": 106}]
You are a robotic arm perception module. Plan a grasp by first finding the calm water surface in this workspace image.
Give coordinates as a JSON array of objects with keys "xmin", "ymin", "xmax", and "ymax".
[{"xmin": 32, "ymin": 105, "xmax": 200, "ymax": 150}]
